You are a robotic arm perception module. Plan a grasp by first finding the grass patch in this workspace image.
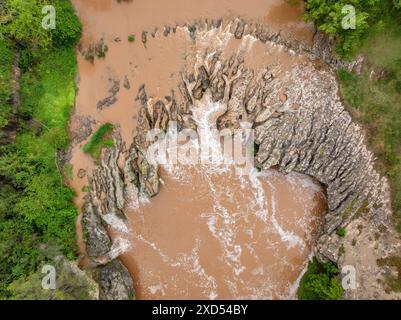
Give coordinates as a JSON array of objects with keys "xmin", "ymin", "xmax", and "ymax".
[
  {"xmin": 82, "ymin": 123, "xmax": 114, "ymax": 161},
  {"xmin": 338, "ymin": 56, "xmax": 401, "ymax": 229},
  {"xmin": 360, "ymin": 14, "xmax": 401, "ymax": 70},
  {"xmin": 298, "ymin": 258, "xmax": 343, "ymax": 300},
  {"xmin": 64, "ymin": 164, "xmax": 73, "ymax": 180},
  {"xmin": 336, "ymin": 12, "xmax": 401, "ymax": 230}
]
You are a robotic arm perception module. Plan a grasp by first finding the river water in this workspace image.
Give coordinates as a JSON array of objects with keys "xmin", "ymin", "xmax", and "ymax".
[{"xmin": 69, "ymin": 0, "xmax": 326, "ymax": 299}]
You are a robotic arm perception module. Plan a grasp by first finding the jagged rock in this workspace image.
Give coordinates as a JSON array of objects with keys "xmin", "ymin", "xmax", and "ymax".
[
  {"xmin": 94, "ymin": 260, "xmax": 134, "ymax": 300},
  {"xmin": 82, "ymin": 197, "xmax": 111, "ymax": 259},
  {"xmin": 163, "ymin": 25, "xmax": 171, "ymax": 37},
  {"xmin": 234, "ymin": 20, "xmax": 245, "ymax": 39},
  {"xmin": 80, "ymin": 37, "xmax": 108, "ymax": 61},
  {"xmin": 97, "ymin": 78, "xmax": 120, "ymax": 110},
  {"xmin": 192, "ymin": 66, "xmax": 210, "ymax": 100},
  {"xmin": 69, "ymin": 115, "xmax": 96, "ymax": 143},
  {"xmin": 123, "ymin": 76, "xmax": 130, "ymax": 90},
  {"xmin": 81, "ymin": 18, "xmax": 399, "ymax": 300},
  {"xmin": 141, "ymin": 31, "xmax": 148, "ymax": 47}
]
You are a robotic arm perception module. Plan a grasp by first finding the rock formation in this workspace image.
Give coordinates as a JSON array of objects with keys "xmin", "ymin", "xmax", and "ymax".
[{"xmin": 81, "ymin": 18, "xmax": 401, "ymax": 299}]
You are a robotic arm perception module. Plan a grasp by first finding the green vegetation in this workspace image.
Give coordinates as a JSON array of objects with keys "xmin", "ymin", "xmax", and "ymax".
[
  {"xmin": 337, "ymin": 15, "xmax": 401, "ymax": 228},
  {"xmin": 1, "ymin": 0, "xmax": 81, "ymax": 58},
  {"xmin": 6, "ymin": 245, "xmax": 95, "ymax": 300},
  {"xmin": 338, "ymin": 244, "xmax": 345, "ymax": 257},
  {"xmin": 339, "ymin": 9, "xmax": 401, "ymax": 286},
  {"xmin": 298, "ymin": 258, "xmax": 343, "ymax": 300},
  {"xmin": 336, "ymin": 227, "xmax": 346, "ymax": 237},
  {"xmin": 0, "ymin": 40, "xmax": 14, "ymax": 128},
  {"xmin": 128, "ymin": 34, "xmax": 135, "ymax": 42},
  {"xmin": 82, "ymin": 123, "xmax": 114, "ymax": 161},
  {"xmin": 304, "ymin": 0, "xmax": 400, "ymax": 58},
  {"xmin": 0, "ymin": 0, "xmax": 93, "ymax": 299}
]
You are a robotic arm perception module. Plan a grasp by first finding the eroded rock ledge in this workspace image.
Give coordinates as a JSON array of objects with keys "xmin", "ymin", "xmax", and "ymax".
[{"xmin": 81, "ymin": 19, "xmax": 400, "ymax": 299}]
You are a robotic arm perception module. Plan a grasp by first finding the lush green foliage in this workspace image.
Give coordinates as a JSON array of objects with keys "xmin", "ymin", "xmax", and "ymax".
[
  {"xmin": 82, "ymin": 123, "xmax": 114, "ymax": 160},
  {"xmin": 0, "ymin": 40, "xmax": 14, "ymax": 128},
  {"xmin": 0, "ymin": 48, "xmax": 79, "ymax": 297},
  {"xmin": 298, "ymin": 258, "xmax": 343, "ymax": 300},
  {"xmin": 1, "ymin": 0, "xmax": 81, "ymax": 60},
  {"xmin": 0, "ymin": 0, "xmax": 93, "ymax": 299},
  {"xmin": 304, "ymin": 0, "xmax": 399, "ymax": 58}
]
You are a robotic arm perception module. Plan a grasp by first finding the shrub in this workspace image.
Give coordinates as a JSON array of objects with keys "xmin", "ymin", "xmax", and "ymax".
[
  {"xmin": 304, "ymin": 0, "xmax": 383, "ymax": 58},
  {"xmin": 298, "ymin": 258, "xmax": 343, "ymax": 300},
  {"xmin": 1, "ymin": 0, "xmax": 81, "ymax": 55},
  {"xmin": 336, "ymin": 227, "xmax": 346, "ymax": 237},
  {"xmin": 49, "ymin": 0, "xmax": 82, "ymax": 47}
]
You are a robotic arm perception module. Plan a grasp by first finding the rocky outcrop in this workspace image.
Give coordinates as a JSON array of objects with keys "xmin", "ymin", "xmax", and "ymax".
[
  {"xmin": 78, "ymin": 37, "xmax": 108, "ymax": 62},
  {"xmin": 81, "ymin": 135, "xmax": 134, "ymax": 300},
  {"xmin": 69, "ymin": 114, "xmax": 96, "ymax": 144},
  {"xmin": 97, "ymin": 78, "xmax": 120, "ymax": 110},
  {"xmin": 81, "ymin": 18, "xmax": 400, "ymax": 299},
  {"xmin": 137, "ymin": 17, "xmax": 367, "ymax": 74},
  {"xmin": 94, "ymin": 260, "xmax": 135, "ymax": 300}
]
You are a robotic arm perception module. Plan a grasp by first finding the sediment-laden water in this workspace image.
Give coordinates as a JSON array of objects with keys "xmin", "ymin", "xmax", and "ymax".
[{"xmin": 69, "ymin": 0, "xmax": 326, "ymax": 299}]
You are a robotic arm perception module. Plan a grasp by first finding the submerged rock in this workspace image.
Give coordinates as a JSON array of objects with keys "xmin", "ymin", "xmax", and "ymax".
[{"xmin": 97, "ymin": 78, "xmax": 120, "ymax": 110}]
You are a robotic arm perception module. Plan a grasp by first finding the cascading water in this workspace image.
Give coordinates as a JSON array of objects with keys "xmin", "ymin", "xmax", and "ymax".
[
  {"xmin": 109, "ymin": 96, "xmax": 325, "ymax": 299},
  {"xmin": 69, "ymin": 0, "xmax": 327, "ymax": 300}
]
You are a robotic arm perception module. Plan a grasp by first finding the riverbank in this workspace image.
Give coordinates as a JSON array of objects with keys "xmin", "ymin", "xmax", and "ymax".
[{"xmin": 0, "ymin": 0, "xmax": 95, "ymax": 299}]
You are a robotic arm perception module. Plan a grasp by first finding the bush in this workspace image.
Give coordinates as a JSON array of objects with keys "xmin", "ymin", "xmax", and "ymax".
[
  {"xmin": 304, "ymin": 0, "xmax": 386, "ymax": 58},
  {"xmin": 50, "ymin": 0, "xmax": 82, "ymax": 47},
  {"xmin": 336, "ymin": 227, "xmax": 346, "ymax": 237},
  {"xmin": 1, "ymin": 0, "xmax": 81, "ymax": 55},
  {"xmin": 7, "ymin": 259, "xmax": 94, "ymax": 300},
  {"xmin": 298, "ymin": 258, "xmax": 343, "ymax": 300}
]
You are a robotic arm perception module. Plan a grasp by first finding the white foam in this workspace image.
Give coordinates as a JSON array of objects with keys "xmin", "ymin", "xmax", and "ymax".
[
  {"xmin": 270, "ymin": 193, "xmax": 305, "ymax": 250},
  {"xmin": 102, "ymin": 212, "xmax": 129, "ymax": 233},
  {"xmin": 108, "ymin": 237, "xmax": 131, "ymax": 260}
]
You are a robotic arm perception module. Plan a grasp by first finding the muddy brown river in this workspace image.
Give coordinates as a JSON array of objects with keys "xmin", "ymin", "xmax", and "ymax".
[{"xmin": 69, "ymin": 0, "xmax": 326, "ymax": 299}]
